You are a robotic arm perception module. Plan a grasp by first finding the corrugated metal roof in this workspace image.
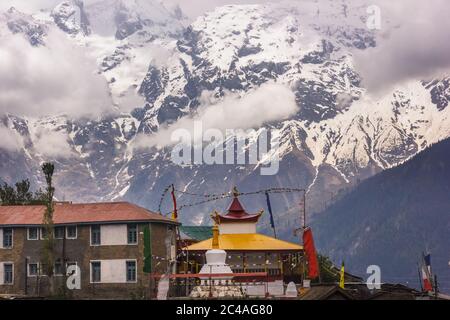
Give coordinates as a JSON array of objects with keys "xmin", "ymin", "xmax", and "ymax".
[
  {"xmin": 186, "ymin": 233, "xmax": 303, "ymax": 251},
  {"xmin": 179, "ymin": 226, "xmax": 212, "ymax": 241},
  {"xmin": 0, "ymin": 202, "xmax": 177, "ymax": 226}
]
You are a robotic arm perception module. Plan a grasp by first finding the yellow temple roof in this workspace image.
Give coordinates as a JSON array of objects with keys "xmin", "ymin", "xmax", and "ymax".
[{"xmin": 186, "ymin": 233, "xmax": 303, "ymax": 251}]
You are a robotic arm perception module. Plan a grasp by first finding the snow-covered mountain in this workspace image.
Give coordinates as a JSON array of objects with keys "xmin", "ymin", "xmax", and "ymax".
[{"xmin": 1, "ymin": 1, "xmax": 450, "ymax": 236}]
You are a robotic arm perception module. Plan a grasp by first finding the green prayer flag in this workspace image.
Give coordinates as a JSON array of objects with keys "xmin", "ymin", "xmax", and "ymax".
[{"xmin": 143, "ymin": 224, "xmax": 152, "ymax": 273}]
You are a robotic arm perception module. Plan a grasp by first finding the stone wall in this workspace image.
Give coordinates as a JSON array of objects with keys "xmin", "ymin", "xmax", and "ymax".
[{"xmin": 0, "ymin": 222, "xmax": 176, "ymax": 299}]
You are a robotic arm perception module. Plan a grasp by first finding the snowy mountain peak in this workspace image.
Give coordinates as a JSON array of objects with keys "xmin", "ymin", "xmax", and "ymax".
[
  {"xmin": 1, "ymin": 2, "xmax": 450, "ymax": 229},
  {"xmin": 84, "ymin": 0, "xmax": 185, "ymax": 39},
  {"xmin": 1, "ymin": 7, "xmax": 48, "ymax": 46},
  {"xmin": 51, "ymin": 1, "xmax": 91, "ymax": 36}
]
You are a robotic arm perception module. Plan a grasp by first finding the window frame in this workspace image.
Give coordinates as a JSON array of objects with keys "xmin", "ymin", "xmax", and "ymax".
[
  {"xmin": 66, "ymin": 226, "xmax": 77, "ymax": 240},
  {"xmin": 40, "ymin": 227, "xmax": 48, "ymax": 240},
  {"xmin": 54, "ymin": 261, "xmax": 63, "ymax": 276},
  {"xmin": 54, "ymin": 226, "xmax": 65, "ymax": 240},
  {"xmin": 127, "ymin": 224, "xmax": 138, "ymax": 245},
  {"xmin": 3, "ymin": 263, "xmax": 14, "ymax": 285},
  {"xmin": 2, "ymin": 228, "xmax": 13, "ymax": 248},
  {"xmin": 90, "ymin": 261, "xmax": 101, "ymax": 283},
  {"xmin": 27, "ymin": 227, "xmax": 39, "ymax": 241},
  {"xmin": 90, "ymin": 225, "xmax": 101, "ymax": 246},
  {"xmin": 27, "ymin": 263, "xmax": 39, "ymax": 277},
  {"xmin": 126, "ymin": 260, "xmax": 137, "ymax": 283}
]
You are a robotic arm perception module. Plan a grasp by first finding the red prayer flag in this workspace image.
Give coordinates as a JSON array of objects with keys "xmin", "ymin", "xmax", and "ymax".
[
  {"xmin": 303, "ymin": 227, "xmax": 319, "ymax": 279},
  {"xmin": 422, "ymin": 254, "xmax": 433, "ymax": 292}
]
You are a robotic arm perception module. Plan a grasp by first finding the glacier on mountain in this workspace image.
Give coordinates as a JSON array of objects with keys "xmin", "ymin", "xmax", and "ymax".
[{"xmin": 0, "ymin": 1, "xmax": 449, "ymax": 233}]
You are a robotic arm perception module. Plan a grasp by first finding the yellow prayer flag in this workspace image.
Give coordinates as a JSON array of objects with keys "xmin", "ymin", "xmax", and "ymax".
[{"xmin": 339, "ymin": 262, "xmax": 345, "ymax": 289}]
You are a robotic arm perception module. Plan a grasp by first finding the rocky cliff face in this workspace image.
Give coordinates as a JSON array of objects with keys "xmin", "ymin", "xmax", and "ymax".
[{"xmin": 0, "ymin": 1, "xmax": 449, "ymax": 236}]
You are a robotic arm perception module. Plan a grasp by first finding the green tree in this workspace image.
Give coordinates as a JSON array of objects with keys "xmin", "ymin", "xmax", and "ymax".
[
  {"xmin": 40, "ymin": 162, "xmax": 56, "ymax": 296},
  {"xmin": 0, "ymin": 183, "xmax": 17, "ymax": 205},
  {"xmin": 0, "ymin": 179, "xmax": 44, "ymax": 205},
  {"xmin": 317, "ymin": 254, "xmax": 340, "ymax": 283},
  {"xmin": 15, "ymin": 179, "xmax": 33, "ymax": 204},
  {"xmin": 309, "ymin": 254, "xmax": 340, "ymax": 284},
  {"xmin": 33, "ymin": 188, "xmax": 47, "ymax": 203}
]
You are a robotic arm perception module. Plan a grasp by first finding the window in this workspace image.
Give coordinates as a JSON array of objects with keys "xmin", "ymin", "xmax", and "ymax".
[
  {"xmin": 54, "ymin": 227, "xmax": 65, "ymax": 239},
  {"xmin": 27, "ymin": 227, "xmax": 39, "ymax": 240},
  {"xmin": 126, "ymin": 261, "xmax": 136, "ymax": 282},
  {"xmin": 28, "ymin": 263, "xmax": 39, "ymax": 277},
  {"xmin": 66, "ymin": 226, "xmax": 77, "ymax": 239},
  {"xmin": 40, "ymin": 228, "xmax": 48, "ymax": 240},
  {"xmin": 2, "ymin": 228, "xmax": 13, "ymax": 248},
  {"xmin": 54, "ymin": 262, "xmax": 63, "ymax": 276},
  {"xmin": 3, "ymin": 264, "xmax": 13, "ymax": 284},
  {"xmin": 91, "ymin": 262, "xmax": 101, "ymax": 283},
  {"xmin": 91, "ymin": 225, "xmax": 101, "ymax": 245},
  {"xmin": 40, "ymin": 264, "xmax": 48, "ymax": 276},
  {"xmin": 127, "ymin": 224, "xmax": 137, "ymax": 244}
]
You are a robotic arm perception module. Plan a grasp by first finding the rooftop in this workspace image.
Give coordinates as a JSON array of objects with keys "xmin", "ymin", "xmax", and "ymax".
[
  {"xmin": 212, "ymin": 193, "xmax": 262, "ymax": 223},
  {"xmin": 0, "ymin": 202, "xmax": 178, "ymax": 226},
  {"xmin": 186, "ymin": 233, "xmax": 303, "ymax": 251},
  {"xmin": 180, "ymin": 226, "xmax": 213, "ymax": 241}
]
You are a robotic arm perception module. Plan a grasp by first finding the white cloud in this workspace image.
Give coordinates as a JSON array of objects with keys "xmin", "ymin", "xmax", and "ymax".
[
  {"xmin": 0, "ymin": 28, "xmax": 113, "ymax": 119},
  {"xmin": 163, "ymin": 0, "xmax": 278, "ymax": 19},
  {"xmin": 134, "ymin": 83, "xmax": 298, "ymax": 149},
  {"xmin": 0, "ymin": 0, "xmax": 279, "ymax": 19},
  {"xmin": 0, "ymin": 125, "xmax": 24, "ymax": 152},
  {"xmin": 353, "ymin": 0, "xmax": 450, "ymax": 94},
  {"xmin": 32, "ymin": 128, "xmax": 74, "ymax": 158}
]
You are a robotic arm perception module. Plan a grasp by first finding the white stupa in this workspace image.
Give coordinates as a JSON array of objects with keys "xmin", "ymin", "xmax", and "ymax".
[
  {"xmin": 199, "ymin": 249, "xmax": 233, "ymax": 284},
  {"xmin": 190, "ymin": 224, "xmax": 244, "ymax": 298}
]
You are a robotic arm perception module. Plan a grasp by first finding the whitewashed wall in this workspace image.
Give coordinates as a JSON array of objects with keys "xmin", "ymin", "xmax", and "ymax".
[
  {"xmin": 92, "ymin": 259, "xmax": 136, "ymax": 283},
  {"xmin": 219, "ymin": 222, "xmax": 256, "ymax": 234},
  {"xmin": 99, "ymin": 224, "xmax": 129, "ymax": 246},
  {"xmin": 0, "ymin": 228, "xmax": 3, "ymax": 249},
  {"xmin": 243, "ymin": 281, "xmax": 284, "ymax": 297},
  {"xmin": 0, "ymin": 262, "xmax": 4, "ymax": 285}
]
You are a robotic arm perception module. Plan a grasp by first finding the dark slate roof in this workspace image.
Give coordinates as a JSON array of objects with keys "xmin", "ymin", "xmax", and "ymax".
[{"xmin": 300, "ymin": 285, "xmax": 356, "ymax": 300}]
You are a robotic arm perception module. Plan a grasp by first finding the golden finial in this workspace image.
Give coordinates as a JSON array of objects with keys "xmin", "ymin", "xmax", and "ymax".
[
  {"xmin": 232, "ymin": 186, "xmax": 240, "ymax": 198},
  {"xmin": 212, "ymin": 221, "xmax": 219, "ymax": 249}
]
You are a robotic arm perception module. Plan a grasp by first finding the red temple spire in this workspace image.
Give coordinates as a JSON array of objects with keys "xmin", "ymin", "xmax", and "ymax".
[{"xmin": 212, "ymin": 187, "xmax": 262, "ymax": 223}]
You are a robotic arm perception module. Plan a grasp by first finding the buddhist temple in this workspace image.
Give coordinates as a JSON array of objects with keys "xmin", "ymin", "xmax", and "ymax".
[{"xmin": 185, "ymin": 188, "xmax": 304, "ymax": 282}]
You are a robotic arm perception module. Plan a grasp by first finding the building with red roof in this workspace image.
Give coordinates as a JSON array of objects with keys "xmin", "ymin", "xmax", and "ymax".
[{"xmin": 0, "ymin": 201, "xmax": 178, "ymax": 299}]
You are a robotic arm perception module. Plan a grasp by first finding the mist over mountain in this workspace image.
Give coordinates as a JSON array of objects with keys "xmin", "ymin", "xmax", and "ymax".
[{"xmin": 0, "ymin": 0, "xmax": 449, "ymax": 254}]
